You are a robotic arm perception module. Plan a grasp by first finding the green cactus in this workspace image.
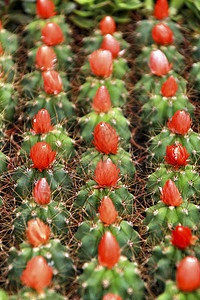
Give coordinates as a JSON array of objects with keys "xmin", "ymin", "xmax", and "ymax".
[
  {"xmin": 82, "ymin": 30, "xmax": 129, "ymax": 55},
  {"xmin": 0, "ymin": 289, "xmax": 8, "ymax": 300},
  {"xmin": 76, "ymin": 147, "xmax": 135, "ymax": 181},
  {"xmin": 148, "ymin": 236, "xmax": 200, "ymax": 293},
  {"xmin": 73, "ymin": 219, "xmax": 140, "ymax": 262},
  {"xmin": 0, "ymin": 80, "xmax": 18, "ymax": 121},
  {"xmin": 148, "ymin": 127, "xmax": 200, "ymax": 164},
  {"xmin": 9, "ymin": 288, "xmax": 65, "ymax": 300},
  {"xmin": 146, "ymin": 164, "xmax": 200, "ymax": 201},
  {"xmin": 141, "ymin": 94, "xmax": 195, "ymax": 132},
  {"xmin": 81, "ymin": 56, "xmax": 130, "ymax": 80},
  {"xmin": 13, "ymin": 199, "xmax": 71, "ymax": 240},
  {"xmin": 157, "ymin": 280, "xmax": 200, "ymax": 300},
  {"xmin": 12, "ymin": 163, "xmax": 73, "ymax": 201},
  {"xmin": 143, "ymin": 201, "xmax": 200, "ymax": 244},
  {"xmin": 191, "ymin": 32, "xmax": 200, "ymax": 61},
  {"xmin": 78, "ymin": 256, "xmax": 145, "ymax": 300},
  {"xmin": 21, "ymin": 70, "xmax": 71, "ymax": 99},
  {"xmin": 0, "ymin": 28, "xmax": 18, "ymax": 56},
  {"xmin": 77, "ymin": 77, "xmax": 128, "ymax": 114},
  {"xmin": 79, "ymin": 108, "xmax": 131, "ymax": 145},
  {"xmin": 24, "ymin": 15, "xmax": 72, "ymax": 47},
  {"xmin": 8, "ymin": 239, "xmax": 75, "ymax": 287},
  {"xmin": 189, "ymin": 62, "xmax": 200, "ymax": 90},
  {"xmin": 21, "ymin": 125, "xmax": 76, "ymax": 161},
  {"xmin": 134, "ymin": 71, "xmax": 187, "ymax": 104},
  {"xmin": 73, "ymin": 180, "xmax": 135, "ymax": 220},
  {"xmin": 0, "ymin": 56, "xmax": 16, "ymax": 83},
  {"xmin": 135, "ymin": 45, "xmax": 184, "ymax": 74},
  {"xmin": 0, "ymin": 151, "xmax": 7, "ymax": 175},
  {"xmin": 26, "ymin": 43, "xmax": 74, "ymax": 73},
  {"xmin": 134, "ymin": 18, "xmax": 183, "ymax": 47}
]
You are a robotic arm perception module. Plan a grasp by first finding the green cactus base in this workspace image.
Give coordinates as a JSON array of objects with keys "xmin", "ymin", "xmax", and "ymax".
[
  {"xmin": 157, "ymin": 280, "xmax": 200, "ymax": 300},
  {"xmin": 148, "ymin": 127, "xmax": 200, "ymax": 165},
  {"xmin": 21, "ymin": 70, "xmax": 71, "ymax": 99},
  {"xmin": 146, "ymin": 164, "xmax": 200, "ymax": 202},
  {"xmin": 148, "ymin": 236, "xmax": 200, "ymax": 293},
  {"xmin": 79, "ymin": 108, "xmax": 131, "ymax": 146},
  {"xmin": 141, "ymin": 94, "xmax": 195, "ymax": 133},
  {"xmin": 26, "ymin": 43, "xmax": 74, "ymax": 73},
  {"xmin": 24, "ymin": 15, "xmax": 72, "ymax": 47},
  {"xmin": 134, "ymin": 18, "xmax": 183, "ymax": 47},
  {"xmin": 21, "ymin": 125, "xmax": 76, "ymax": 161},
  {"xmin": 135, "ymin": 45, "xmax": 184, "ymax": 74},
  {"xmin": 73, "ymin": 180, "xmax": 135, "ymax": 220},
  {"xmin": 0, "ymin": 28, "xmax": 18, "ymax": 56},
  {"xmin": 9, "ymin": 288, "xmax": 65, "ymax": 300},
  {"xmin": 76, "ymin": 147, "xmax": 135, "ymax": 181},
  {"xmin": 12, "ymin": 164, "xmax": 73, "ymax": 201},
  {"xmin": 189, "ymin": 62, "xmax": 200, "ymax": 90},
  {"xmin": 77, "ymin": 76, "xmax": 128, "ymax": 115},
  {"xmin": 8, "ymin": 239, "xmax": 75, "ymax": 287},
  {"xmin": 73, "ymin": 219, "xmax": 140, "ymax": 262},
  {"xmin": 134, "ymin": 71, "xmax": 187, "ymax": 104},
  {"xmin": 81, "ymin": 56, "xmax": 130, "ymax": 80},
  {"xmin": 13, "ymin": 199, "xmax": 71, "ymax": 240},
  {"xmin": 0, "ymin": 82, "xmax": 18, "ymax": 122},
  {"xmin": 82, "ymin": 30, "xmax": 129, "ymax": 55},
  {"xmin": 191, "ymin": 32, "xmax": 200, "ymax": 61},
  {"xmin": 78, "ymin": 256, "xmax": 145, "ymax": 300},
  {"xmin": 0, "ymin": 56, "xmax": 16, "ymax": 83},
  {"xmin": 143, "ymin": 200, "xmax": 200, "ymax": 244},
  {"xmin": 0, "ymin": 151, "xmax": 8, "ymax": 175}
]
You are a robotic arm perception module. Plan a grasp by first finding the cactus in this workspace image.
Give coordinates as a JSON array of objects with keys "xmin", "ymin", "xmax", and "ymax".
[
  {"xmin": 0, "ymin": 26, "xmax": 18, "ymax": 56},
  {"xmin": 24, "ymin": 15, "xmax": 72, "ymax": 47},
  {"xmin": 8, "ymin": 239, "xmax": 75, "ymax": 287},
  {"xmin": 157, "ymin": 280, "xmax": 200, "ymax": 299},
  {"xmin": 77, "ymin": 77, "xmax": 128, "ymax": 114},
  {"xmin": 134, "ymin": 19, "xmax": 183, "ymax": 47},
  {"xmin": 83, "ymin": 30, "xmax": 129, "ymax": 55},
  {"xmin": 77, "ymin": 147, "xmax": 135, "ymax": 181},
  {"xmin": 134, "ymin": 71, "xmax": 187, "ymax": 104},
  {"xmin": 78, "ymin": 256, "xmax": 145, "ymax": 300},
  {"xmin": 135, "ymin": 45, "xmax": 184, "ymax": 74},
  {"xmin": 148, "ymin": 235, "xmax": 200, "ymax": 293},
  {"xmin": 190, "ymin": 62, "xmax": 200, "ymax": 90},
  {"xmin": 143, "ymin": 201, "xmax": 200, "ymax": 243},
  {"xmin": 191, "ymin": 31, "xmax": 200, "ymax": 61},
  {"xmin": 147, "ymin": 163, "xmax": 200, "ymax": 201},
  {"xmin": 73, "ymin": 219, "xmax": 140, "ymax": 262},
  {"xmin": 79, "ymin": 108, "xmax": 131, "ymax": 145},
  {"xmin": 73, "ymin": 180, "xmax": 135, "ymax": 220},
  {"xmin": 13, "ymin": 199, "xmax": 71, "ymax": 240}
]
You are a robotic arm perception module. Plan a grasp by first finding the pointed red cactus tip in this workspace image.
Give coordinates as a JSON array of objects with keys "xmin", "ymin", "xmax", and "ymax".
[
  {"xmin": 33, "ymin": 177, "xmax": 51, "ymax": 205},
  {"xmin": 42, "ymin": 70, "xmax": 62, "ymax": 95},
  {"xmin": 92, "ymin": 85, "xmax": 111, "ymax": 113},
  {"xmin": 149, "ymin": 50, "xmax": 172, "ymax": 76},
  {"xmin": 101, "ymin": 34, "xmax": 120, "ymax": 58},
  {"xmin": 171, "ymin": 224, "xmax": 197, "ymax": 250},
  {"xmin": 36, "ymin": 0, "xmax": 57, "ymax": 19},
  {"xmin": 89, "ymin": 49, "xmax": 113, "ymax": 78},
  {"xmin": 99, "ymin": 16, "xmax": 116, "ymax": 35},
  {"xmin": 98, "ymin": 231, "xmax": 120, "ymax": 269},
  {"xmin": 93, "ymin": 122, "xmax": 119, "ymax": 154},
  {"xmin": 167, "ymin": 110, "xmax": 191, "ymax": 135},
  {"xmin": 98, "ymin": 196, "xmax": 118, "ymax": 226},
  {"xmin": 154, "ymin": 0, "xmax": 169, "ymax": 20},
  {"xmin": 161, "ymin": 75, "xmax": 178, "ymax": 97},
  {"xmin": 26, "ymin": 218, "xmax": 50, "ymax": 247},
  {"xmin": 152, "ymin": 23, "xmax": 173, "ymax": 45},
  {"xmin": 103, "ymin": 294, "xmax": 122, "ymax": 300},
  {"xmin": 92, "ymin": 158, "xmax": 121, "ymax": 188},
  {"xmin": 31, "ymin": 142, "xmax": 56, "ymax": 172},
  {"xmin": 20, "ymin": 256, "xmax": 53, "ymax": 292},
  {"xmin": 164, "ymin": 143, "xmax": 190, "ymax": 170},
  {"xmin": 31, "ymin": 109, "xmax": 54, "ymax": 134},
  {"xmin": 36, "ymin": 45, "xmax": 57, "ymax": 71},
  {"xmin": 176, "ymin": 256, "xmax": 200, "ymax": 292},
  {"xmin": 160, "ymin": 179, "xmax": 183, "ymax": 207},
  {"xmin": 41, "ymin": 22, "xmax": 64, "ymax": 46}
]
